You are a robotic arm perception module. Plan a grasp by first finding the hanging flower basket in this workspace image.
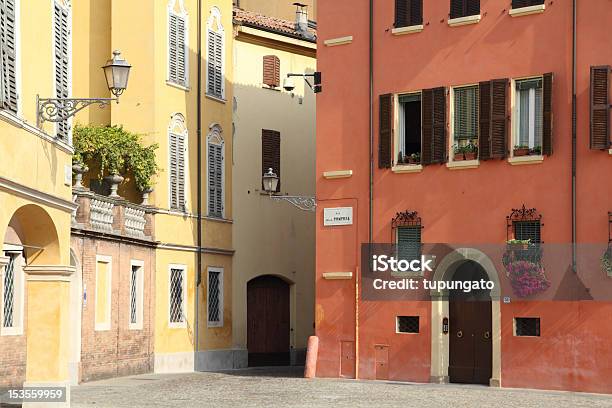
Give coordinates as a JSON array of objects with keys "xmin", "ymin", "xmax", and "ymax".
[
  {"xmin": 505, "ymin": 260, "xmax": 551, "ymax": 298},
  {"xmin": 602, "ymin": 245, "xmax": 612, "ymax": 277}
]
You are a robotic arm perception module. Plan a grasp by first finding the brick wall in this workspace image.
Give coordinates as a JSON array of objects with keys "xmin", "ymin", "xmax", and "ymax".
[
  {"xmin": 72, "ymin": 234, "xmax": 156, "ymax": 382},
  {"xmin": 0, "ymin": 279, "xmax": 27, "ymax": 388}
]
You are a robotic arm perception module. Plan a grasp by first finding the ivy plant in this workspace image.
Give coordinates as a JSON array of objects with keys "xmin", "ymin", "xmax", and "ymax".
[{"xmin": 73, "ymin": 124, "xmax": 159, "ymax": 191}]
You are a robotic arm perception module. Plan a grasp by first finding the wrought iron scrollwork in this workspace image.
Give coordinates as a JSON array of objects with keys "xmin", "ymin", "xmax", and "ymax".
[
  {"xmin": 37, "ymin": 96, "xmax": 116, "ymax": 127},
  {"xmin": 270, "ymin": 195, "xmax": 316, "ymax": 212},
  {"xmin": 391, "ymin": 211, "xmax": 422, "ymax": 229}
]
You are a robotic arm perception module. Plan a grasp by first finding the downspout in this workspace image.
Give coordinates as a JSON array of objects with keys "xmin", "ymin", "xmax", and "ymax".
[
  {"xmin": 195, "ymin": 0, "xmax": 203, "ymax": 370},
  {"xmin": 571, "ymin": 0, "xmax": 577, "ymax": 273}
]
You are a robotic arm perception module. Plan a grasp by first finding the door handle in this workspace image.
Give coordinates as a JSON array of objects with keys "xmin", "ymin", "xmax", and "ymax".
[
  {"xmin": 484, "ymin": 331, "xmax": 491, "ymax": 339},
  {"xmin": 456, "ymin": 330, "xmax": 463, "ymax": 338}
]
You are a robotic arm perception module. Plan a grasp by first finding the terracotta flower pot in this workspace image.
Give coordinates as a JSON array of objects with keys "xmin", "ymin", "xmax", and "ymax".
[
  {"xmin": 513, "ymin": 148, "xmax": 530, "ymax": 157},
  {"xmin": 463, "ymin": 152, "xmax": 477, "ymax": 161}
]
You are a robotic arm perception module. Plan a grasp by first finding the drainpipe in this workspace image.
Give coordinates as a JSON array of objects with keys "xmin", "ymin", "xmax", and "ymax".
[
  {"xmin": 195, "ymin": 0, "xmax": 203, "ymax": 370},
  {"xmin": 571, "ymin": 0, "xmax": 577, "ymax": 273}
]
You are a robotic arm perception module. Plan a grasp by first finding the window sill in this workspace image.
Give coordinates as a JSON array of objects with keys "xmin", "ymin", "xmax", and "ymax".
[
  {"xmin": 205, "ymin": 93, "xmax": 226, "ymax": 104},
  {"xmin": 446, "ymin": 159, "xmax": 480, "ymax": 170},
  {"xmin": 128, "ymin": 324, "xmax": 143, "ymax": 331},
  {"xmin": 323, "ymin": 170, "xmax": 353, "ymax": 179},
  {"xmin": 448, "ymin": 14, "xmax": 481, "ymax": 27},
  {"xmin": 509, "ymin": 4, "xmax": 546, "ymax": 17},
  {"xmin": 323, "ymin": 36, "xmax": 353, "ymax": 47},
  {"xmin": 262, "ymin": 86, "xmax": 281, "ymax": 92},
  {"xmin": 204, "ymin": 215, "xmax": 232, "ymax": 224},
  {"xmin": 166, "ymin": 80, "xmax": 191, "ymax": 91},
  {"xmin": 168, "ymin": 322, "xmax": 187, "ymax": 329},
  {"xmin": 392, "ymin": 164, "xmax": 423, "ymax": 173},
  {"xmin": 508, "ymin": 155, "xmax": 544, "ymax": 166},
  {"xmin": 1, "ymin": 327, "xmax": 24, "ymax": 336},
  {"xmin": 94, "ymin": 324, "xmax": 111, "ymax": 332},
  {"xmin": 323, "ymin": 272, "xmax": 353, "ymax": 280},
  {"xmin": 392, "ymin": 25, "xmax": 424, "ymax": 35},
  {"xmin": 609, "ymin": 149, "xmax": 612, "ymax": 155}
]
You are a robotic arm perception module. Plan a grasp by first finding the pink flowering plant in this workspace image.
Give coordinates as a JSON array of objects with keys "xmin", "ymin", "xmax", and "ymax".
[{"xmin": 505, "ymin": 260, "xmax": 551, "ymax": 298}]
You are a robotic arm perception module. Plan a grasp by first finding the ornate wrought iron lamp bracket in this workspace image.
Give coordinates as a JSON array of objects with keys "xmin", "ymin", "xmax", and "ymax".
[
  {"xmin": 269, "ymin": 195, "xmax": 317, "ymax": 212},
  {"xmin": 36, "ymin": 95, "xmax": 118, "ymax": 127}
]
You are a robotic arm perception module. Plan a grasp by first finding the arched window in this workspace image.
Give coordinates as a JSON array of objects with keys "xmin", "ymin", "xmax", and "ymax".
[
  {"xmin": 207, "ymin": 124, "xmax": 224, "ymax": 218},
  {"xmin": 54, "ymin": 0, "xmax": 72, "ymax": 141},
  {"xmin": 206, "ymin": 7, "xmax": 224, "ymax": 99},
  {"xmin": 168, "ymin": 114, "xmax": 188, "ymax": 211},
  {"xmin": 168, "ymin": 0, "xmax": 189, "ymax": 87}
]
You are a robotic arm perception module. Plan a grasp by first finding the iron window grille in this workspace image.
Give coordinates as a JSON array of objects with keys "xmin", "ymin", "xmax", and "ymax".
[
  {"xmin": 506, "ymin": 205, "xmax": 543, "ymax": 264},
  {"xmin": 397, "ymin": 316, "xmax": 420, "ymax": 333},
  {"xmin": 515, "ymin": 317, "xmax": 540, "ymax": 337},
  {"xmin": 130, "ymin": 266, "xmax": 138, "ymax": 325},
  {"xmin": 207, "ymin": 270, "xmax": 222, "ymax": 326},
  {"xmin": 392, "ymin": 211, "xmax": 423, "ymax": 261},
  {"xmin": 2, "ymin": 254, "xmax": 16, "ymax": 328},
  {"xmin": 169, "ymin": 268, "xmax": 184, "ymax": 323},
  {"xmin": 608, "ymin": 212, "xmax": 611, "ymax": 244}
]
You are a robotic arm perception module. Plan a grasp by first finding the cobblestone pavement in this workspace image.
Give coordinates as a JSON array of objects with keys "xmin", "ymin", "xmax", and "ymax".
[{"xmin": 72, "ymin": 367, "xmax": 612, "ymax": 408}]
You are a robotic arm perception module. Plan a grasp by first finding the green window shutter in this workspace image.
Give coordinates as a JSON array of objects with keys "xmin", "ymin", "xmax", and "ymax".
[
  {"xmin": 54, "ymin": 1, "xmax": 70, "ymax": 141},
  {"xmin": 397, "ymin": 226, "xmax": 422, "ymax": 261},
  {"xmin": 378, "ymin": 94, "xmax": 393, "ymax": 169},
  {"xmin": 490, "ymin": 79, "xmax": 508, "ymax": 158},
  {"xmin": 1, "ymin": 0, "xmax": 17, "ymax": 113},
  {"xmin": 590, "ymin": 66, "xmax": 611, "ymax": 150},
  {"xmin": 542, "ymin": 73, "xmax": 553, "ymax": 156},
  {"xmin": 262, "ymin": 129, "xmax": 281, "ymax": 192}
]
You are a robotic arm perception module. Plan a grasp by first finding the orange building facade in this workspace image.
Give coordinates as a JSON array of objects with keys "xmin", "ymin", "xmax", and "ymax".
[{"xmin": 315, "ymin": 0, "xmax": 612, "ymax": 393}]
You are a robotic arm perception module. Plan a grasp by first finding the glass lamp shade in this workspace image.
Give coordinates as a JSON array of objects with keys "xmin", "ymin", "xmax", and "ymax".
[
  {"xmin": 262, "ymin": 168, "xmax": 279, "ymax": 193},
  {"xmin": 103, "ymin": 50, "xmax": 131, "ymax": 97}
]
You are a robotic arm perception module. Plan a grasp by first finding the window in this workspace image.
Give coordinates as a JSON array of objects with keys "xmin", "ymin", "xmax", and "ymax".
[
  {"xmin": 452, "ymin": 85, "xmax": 479, "ymax": 160},
  {"xmin": 168, "ymin": 0, "xmax": 188, "ymax": 87},
  {"xmin": 54, "ymin": 0, "xmax": 71, "ymax": 141},
  {"xmin": 450, "ymin": 0, "xmax": 480, "ymax": 19},
  {"xmin": 1, "ymin": 248, "xmax": 24, "ymax": 335},
  {"xmin": 394, "ymin": 0, "xmax": 422, "ymax": 28},
  {"xmin": 392, "ymin": 211, "xmax": 422, "ymax": 265},
  {"xmin": 207, "ymin": 125, "xmax": 224, "ymax": 218},
  {"xmin": 397, "ymin": 316, "xmax": 419, "ymax": 333},
  {"xmin": 206, "ymin": 7, "xmax": 224, "ymax": 99},
  {"xmin": 169, "ymin": 265, "xmax": 186, "ymax": 327},
  {"xmin": 512, "ymin": 74, "xmax": 553, "ymax": 156},
  {"xmin": 0, "ymin": 0, "xmax": 18, "ymax": 113},
  {"xmin": 590, "ymin": 66, "xmax": 611, "ymax": 150},
  {"xmin": 169, "ymin": 114, "xmax": 187, "ymax": 211},
  {"xmin": 95, "ymin": 255, "xmax": 112, "ymax": 331},
  {"xmin": 263, "ymin": 55, "xmax": 280, "ymax": 88},
  {"xmin": 514, "ymin": 317, "xmax": 540, "ymax": 336},
  {"xmin": 511, "ymin": 0, "xmax": 545, "ymax": 9},
  {"xmin": 397, "ymin": 93, "xmax": 422, "ymax": 164},
  {"xmin": 129, "ymin": 260, "xmax": 144, "ymax": 330},
  {"xmin": 513, "ymin": 220, "xmax": 541, "ymax": 244},
  {"xmin": 207, "ymin": 267, "xmax": 223, "ymax": 327},
  {"xmin": 262, "ymin": 129, "xmax": 281, "ymax": 192}
]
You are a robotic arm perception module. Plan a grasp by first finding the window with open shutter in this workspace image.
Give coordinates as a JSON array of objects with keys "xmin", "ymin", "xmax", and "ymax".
[
  {"xmin": 169, "ymin": 132, "xmax": 186, "ymax": 210},
  {"xmin": 590, "ymin": 66, "xmax": 610, "ymax": 150},
  {"xmin": 422, "ymin": 87, "xmax": 447, "ymax": 164},
  {"xmin": 395, "ymin": 0, "xmax": 423, "ymax": 28},
  {"xmin": 208, "ymin": 125, "xmax": 224, "ymax": 218},
  {"xmin": 542, "ymin": 73, "xmax": 553, "ymax": 155},
  {"xmin": 168, "ymin": 1, "xmax": 188, "ymax": 87},
  {"xmin": 450, "ymin": 0, "xmax": 480, "ymax": 19},
  {"xmin": 54, "ymin": 1, "xmax": 71, "ymax": 141},
  {"xmin": 262, "ymin": 129, "xmax": 281, "ymax": 192},
  {"xmin": 263, "ymin": 55, "xmax": 280, "ymax": 88},
  {"xmin": 511, "ymin": 0, "xmax": 544, "ymax": 9},
  {"xmin": 379, "ymin": 94, "xmax": 393, "ymax": 169},
  {"xmin": 0, "ymin": 0, "xmax": 17, "ymax": 113}
]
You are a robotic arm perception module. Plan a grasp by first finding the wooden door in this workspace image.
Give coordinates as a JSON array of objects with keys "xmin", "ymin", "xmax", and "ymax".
[
  {"xmin": 449, "ymin": 300, "xmax": 492, "ymax": 384},
  {"xmin": 247, "ymin": 275, "xmax": 290, "ymax": 366}
]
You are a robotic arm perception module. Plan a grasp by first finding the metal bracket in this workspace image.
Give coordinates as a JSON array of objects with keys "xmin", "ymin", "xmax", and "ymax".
[
  {"xmin": 37, "ymin": 95, "xmax": 117, "ymax": 127},
  {"xmin": 270, "ymin": 195, "xmax": 317, "ymax": 212}
]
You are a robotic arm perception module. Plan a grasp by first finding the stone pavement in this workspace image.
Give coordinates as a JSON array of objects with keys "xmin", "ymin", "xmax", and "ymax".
[{"xmin": 72, "ymin": 367, "xmax": 612, "ymax": 408}]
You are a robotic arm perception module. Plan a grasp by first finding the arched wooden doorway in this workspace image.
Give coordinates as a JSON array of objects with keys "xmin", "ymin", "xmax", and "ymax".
[
  {"xmin": 448, "ymin": 260, "xmax": 492, "ymax": 385},
  {"xmin": 247, "ymin": 275, "xmax": 290, "ymax": 366}
]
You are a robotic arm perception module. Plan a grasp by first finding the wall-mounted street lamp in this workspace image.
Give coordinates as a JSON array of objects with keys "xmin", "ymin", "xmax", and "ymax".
[
  {"xmin": 262, "ymin": 168, "xmax": 316, "ymax": 212},
  {"xmin": 283, "ymin": 72, "xmax": 322, "ymax": 93},
  {"xmin": 37, "ymin": 50, "xmax": 132, "ymax": 127}
]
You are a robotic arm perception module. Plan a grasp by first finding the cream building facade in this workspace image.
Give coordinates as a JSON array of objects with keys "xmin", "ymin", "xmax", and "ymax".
[{"xmin": 232, "ymin": 7, "xmax": 316, "ymax": 366}]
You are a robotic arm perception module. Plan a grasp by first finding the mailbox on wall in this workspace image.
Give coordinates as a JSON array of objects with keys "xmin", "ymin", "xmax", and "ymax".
[{"xmin": 442, "ymin": 317, "xmax": 449, "ymax": 334}]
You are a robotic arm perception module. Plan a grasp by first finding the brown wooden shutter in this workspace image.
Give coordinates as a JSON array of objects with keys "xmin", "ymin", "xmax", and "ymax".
[
  {"xmin": 262, "ymin": 129, "xmax": 281, "ymax": 192},
  {"xmin": 421, "ymin": 89, "xmax": 433, "ymax": 165},
  {"xmin": 489, "ymin": 79, "xmax": 508, "ymax": 158},
  {"xmin": 590, "ymin": 66, "xmax": 610, "ymax": 150},
  {"xmin": 432, "ymin": 87, "xmax": 447, "ymax": 163},
  {"xmin": 263, "ymin": 55, "xmax": 280, "ymax": 88},
  {"xmin": 478, "ymin": 81, "xmax": 491, "ymax": 160},
  {"xmin": 395, "ymin": 0, "xmax": 409, "ymax": 27},
  {"xmin": 512, "ymin": 0, "xmax": 544, "ymax": 9},
  {"xmin": 410, "ymin": 0, "xmax": 423, "ymax": 25},
  {"xmin": 450, "ymin": 0, "xmax": 479, "ymax": 19},
  {"xmin": 542, "ymin": 72, "xmax": 553, "ymax": 155},
  {"xmin": 379, "ymin": 94, "xmax": 393, "ymax": 169}
]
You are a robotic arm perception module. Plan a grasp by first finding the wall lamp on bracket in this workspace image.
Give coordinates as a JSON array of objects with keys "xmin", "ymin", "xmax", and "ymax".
[{"xmin": 283, "ymin": 72, "xmax": 322, "ymax": 93}]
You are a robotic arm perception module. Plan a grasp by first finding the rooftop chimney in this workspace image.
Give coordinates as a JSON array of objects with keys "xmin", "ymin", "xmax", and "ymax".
[{"xmin": 293, "ymin": 2, "xmax": 314, "ymax": 40}]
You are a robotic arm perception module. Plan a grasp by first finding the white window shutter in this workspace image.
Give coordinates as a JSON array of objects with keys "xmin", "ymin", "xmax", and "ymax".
[
  {"xmin": 177, "ymin": 133, "xmax": 186, "ymax": 209},
  {"xmin": 207, "ymin": 30, "xmax": 215, "ymax": 95},
  {"xmin": 176, "ymin": 16, "xmax": 186, "ymax": 86},
  {"xmin": 214, "ymin": 32, "xmax": 223, "ymax": 97},
  {"xmin": 207, "ymin": 144, "xmax": 216, "ymax": 215},
  {"xmin": 1, "ymin": 0, "xmax": 18, "ymax": 113},
  {"xmin": 169, "ymin": 133, "xmax": 178, "ymax": 209},
  {"xmin": 54, "ymin": 2, "xmax": 70, "ymax": 140},
  {"xmin": 214, "ymin": 144, "xmax": 223, "ymax": 215},
  {"xmin": 169, "ymin": 14, "xmax": 178, "ymax": 83}
]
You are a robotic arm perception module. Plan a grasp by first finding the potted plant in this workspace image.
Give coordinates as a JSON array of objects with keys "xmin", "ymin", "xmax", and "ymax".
[
  {"xmin": 397, "ymin": 151, "xmax": 405, "ymax": 165},
  {"xmin": 513, "ymin": 145, "xmax": 530, "ymax": 157},
  {"xmin": 127, "ymin": 143, "xmax": 159, "ymax": 205},
  {"xmin": 505, "ymin": 260, "xmax": 551, "ymax": 298},
  {"xmin": 530, "ymin": 145, "xmax": 542, "ymax": 156},
  {"xmin": 408, "ymin": 152, "xmax": 421, "ymax": 165},
  {"xmin": 454, "ymin": 140, "xmax": 478, "ymax": 161},
  {"xmin": 601, "ymin": 245, "xmax": 612, "ymax": 277},
  {"xmin": 507, "ymin": 239, "xmax": 531, "ymax": 251}
]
